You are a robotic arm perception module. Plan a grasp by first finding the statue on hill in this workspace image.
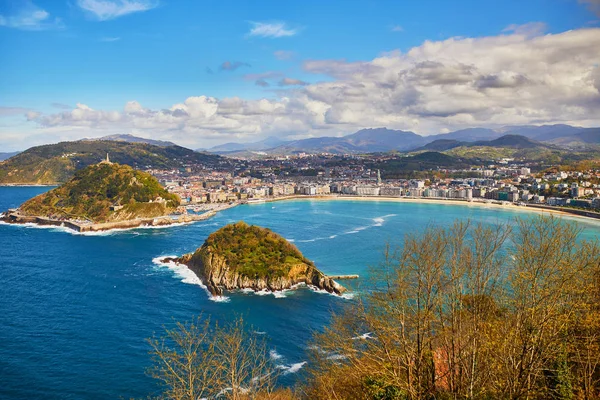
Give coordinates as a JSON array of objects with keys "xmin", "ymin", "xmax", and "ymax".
[{"xmin": 100, "ymin": 153, "xmax": 112, "ymax": 165}]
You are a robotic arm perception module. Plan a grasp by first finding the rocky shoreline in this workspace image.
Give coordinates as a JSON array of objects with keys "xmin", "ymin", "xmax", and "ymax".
[
  {"xmin": 0, "ymin": 209, "xmax": 216, "ymax": 232},
  {"xmin": 162, "ymin": 253, "xmax": 347, "ymax": 297}
]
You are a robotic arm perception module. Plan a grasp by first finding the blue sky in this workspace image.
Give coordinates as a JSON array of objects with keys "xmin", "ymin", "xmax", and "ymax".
[{"xmin": 1, "ymin": 0, "xmax": 599, "ymax": 150}]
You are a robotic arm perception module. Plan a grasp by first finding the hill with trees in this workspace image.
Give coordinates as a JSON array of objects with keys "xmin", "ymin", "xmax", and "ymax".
[
  {"xmin": 169, "ymin": 221, "xmax": 346, "ymax": 296},
  {"xmin": 18, "ymin": 162, "xmax": 179, "ymax": 223},
  {"xmin": 0, "ymin": 140, "xmax": 224, "ymax": 184}
]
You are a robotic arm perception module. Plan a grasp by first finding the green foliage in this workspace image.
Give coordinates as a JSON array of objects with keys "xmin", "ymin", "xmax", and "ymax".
[
  {"xmin": 19, "ymin": 162, "xmax": 179, "ymax": 222},
  {"xmin": 363, "ymin": 377, "xmax": 405, "ymax": 400},
  {"xmin": 369, "ymin": 152, "xmax": 470, "ymax": 179},
  {"xmin": 200, "ymin": 221, "xmax": 312, "ymax": 279}
]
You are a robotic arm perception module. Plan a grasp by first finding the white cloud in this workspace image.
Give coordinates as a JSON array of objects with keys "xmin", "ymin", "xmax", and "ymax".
[
  {"xmin": 0, "ymin": 1, "xmax": 64, "ymax": 31},
  {"xmin": 247, "ymin": 21, "xmax": 298, "ymax": 38},
  {"xmin": 77, "ymin": 0, "xmax": 158, "ymax": 21},
  {"xmin": 24, "ymin": 28, "xmax": 600, "ymax": 148},
  {"xmin": 99, "ymin": 36, "xmax": 121, "ymax": 42},
  {"xmin": 391, "ymin": 25, "xmax": 403, "ymax": 32}
]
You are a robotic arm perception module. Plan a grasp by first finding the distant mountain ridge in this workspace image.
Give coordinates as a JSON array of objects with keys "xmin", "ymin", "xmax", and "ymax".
[
  {"xmin": 0, "ymin": 151, "xmax": 20, "ymax": 161},
  {"xmin": 82, "ymin": 134, "xmax": 178, "ymax": 148},
  {"xmin": 207, "ymin": 124, "xmax": 600, "ymax": 157}
]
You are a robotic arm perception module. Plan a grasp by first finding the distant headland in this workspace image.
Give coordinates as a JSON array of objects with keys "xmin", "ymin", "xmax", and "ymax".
[
  {"xmin": 0, "ymin": 157, "xmax": 213, "ymax": 232},
  {"xmin": 161, "ymin": 221, "xmax": 351, "ymax": 297}
]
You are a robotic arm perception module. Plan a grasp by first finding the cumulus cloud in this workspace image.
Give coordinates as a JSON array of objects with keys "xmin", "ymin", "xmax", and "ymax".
[
  {"xmin": 220, "ymin": 61, "xmax": 251, "ymax": 71},
  {"xmin": 26, "ymin": 28, "xmax": 600, "ymax": 147},
  {"xmin": 77, "ymin": 0, "xmax": 158, "ymax": 21},
  {"xmin": 391, "ymin": 25, "xmax": 404, "ymax": 32},
  {"xmin": 0, "ymin": 1, "xmax": 64, "ymax": 31},
  {"xmin": 255, "ymin": 79, "xmax": 270, "ymax": 87},
  {"xmin": 247, "ymin": 21, "xmax": 298, "ymax": 38}
]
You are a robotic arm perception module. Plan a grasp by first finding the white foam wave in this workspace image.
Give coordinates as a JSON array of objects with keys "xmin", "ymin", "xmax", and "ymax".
[
  {"xmin": 308, "ymin": 285, "xmax": 355, "ymax": 300},
  {"xmin": 152, "ymin": 256, "xmax": 230, "ymax": 302},
  {"xmin": 352, "ymin": 332, "xmax": 373, "ymax": 340},
  {"xmin": 249, "ymin": 287, "xmax": 294, "ymax": 298},
  {"xmin": 279, "ymin": 361, "xmax": 307, "ymax": 375},
  {"xmin": 343, "ymin": 213, "xmax": 397, "ymax": 234},
  {"xmin": 269, "ymin": 350, "xmax": 283, "ymax": 360},
  {"xmin": 297, "ymin": 238, "xmax": 317, "ymax": 243}
]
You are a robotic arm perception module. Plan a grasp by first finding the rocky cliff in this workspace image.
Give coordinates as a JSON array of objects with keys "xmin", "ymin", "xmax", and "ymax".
[{"xmin": 165, "ymin": 221, "xmax": 346, "ymax": 296}]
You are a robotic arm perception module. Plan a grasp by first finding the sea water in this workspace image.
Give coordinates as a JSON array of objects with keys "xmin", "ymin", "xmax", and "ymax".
[{"xmin": 1, "ymin": 187, "xmax": 599, "ymax": 399}]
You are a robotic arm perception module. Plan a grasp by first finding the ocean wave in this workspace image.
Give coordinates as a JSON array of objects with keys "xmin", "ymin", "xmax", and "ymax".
[
  {"xmin": 248, "ymin": 286, "xmax": 299, "ymax": 299},
  {"xmin": 352, "ymin": 332, "xmax": 374, "ymax": 340},
  {"xmin": 152, "ymin": 256, "xmax": 230, "ymax": 303},
  {"xmin": 307, "ymin": 285, "xmax": 355, "ymax": 300},
  {"xmin": 343, "ymin": 213, "xmax": 398, "ymax": 234},
  {"xmin": 278, "ymin": 361, "xmax": 307, "ymax": 375},
  {"xmin": 269, "ymin": 350, "xmax": 283, "ymax": 360}
]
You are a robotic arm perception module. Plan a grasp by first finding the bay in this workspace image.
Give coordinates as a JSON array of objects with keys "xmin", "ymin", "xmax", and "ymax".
[{"xmin": 1, "ymin": 186, "xmax": 599, "ymax": 399}]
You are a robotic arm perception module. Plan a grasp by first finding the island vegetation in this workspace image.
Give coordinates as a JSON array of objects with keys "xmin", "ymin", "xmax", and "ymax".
[
  {"xmin": 169, "ymin": 221, "xmax": 346, "ymax": 296},
  {"xmin": 203, "ymin": 221, "xmax": 313, "ymax": 279},
  {"xmin": 149, "ymin": 216, "xmax": 600, "ymax": 399},
  {"xmin": 18, "ymin": 162, "xmax": 179, "ymax": 223}
]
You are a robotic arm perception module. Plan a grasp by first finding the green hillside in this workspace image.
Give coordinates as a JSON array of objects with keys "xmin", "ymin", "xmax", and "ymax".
[
  {"xmin": 0, "ymin": 140, "xmax": 224, "ymax": 184},
  {"xmin": 19, "ymin": 162, "xmax": 180, "ymax": 223},
  {"xmin": 197, "ymin": 221, "xmax": 314, "ymax": 279}
]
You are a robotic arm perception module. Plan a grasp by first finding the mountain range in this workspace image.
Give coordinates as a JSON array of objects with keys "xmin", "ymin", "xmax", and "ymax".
[{"xmin": 205, "ymin": 125, "xmax": 600, "ymax": 156}]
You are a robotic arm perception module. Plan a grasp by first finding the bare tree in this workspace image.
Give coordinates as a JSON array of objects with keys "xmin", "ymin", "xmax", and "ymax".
[{"xmin": 148, "ymin": 315, "xmax": 279, "ymax": 400}]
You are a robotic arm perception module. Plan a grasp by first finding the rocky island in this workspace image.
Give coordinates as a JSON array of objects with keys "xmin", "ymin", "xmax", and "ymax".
[
  {"xmin": 163, "ymin": 221, "xmax": 347, "ymax": 296},
  {"xmin": 1, "ymin": 158, "xmax": 212, "ymax": 232}
]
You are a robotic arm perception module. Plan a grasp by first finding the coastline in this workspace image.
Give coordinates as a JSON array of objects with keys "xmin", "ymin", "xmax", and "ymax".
[
  {"xmin": 0, "ymin": 210, "xmax": 218, "ymax": 233},
  {"xmin": 3, "ymin": 192, "xmax": 599, "ymax": 233}
]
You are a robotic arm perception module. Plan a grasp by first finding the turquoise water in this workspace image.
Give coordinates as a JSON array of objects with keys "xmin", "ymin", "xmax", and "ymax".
[{"xmin": 1, "ymin": 187, "xmax": 599, "ymax": 399}]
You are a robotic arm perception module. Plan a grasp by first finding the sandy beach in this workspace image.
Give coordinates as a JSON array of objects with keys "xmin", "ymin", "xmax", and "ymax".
[{"xmin": 258, "ymin": 194, "xmax": 600, "ymax": 225}]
